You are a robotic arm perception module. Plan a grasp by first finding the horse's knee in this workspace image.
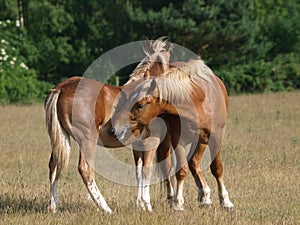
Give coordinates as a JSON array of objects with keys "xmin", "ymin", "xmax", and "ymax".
[
  {"xmin": 210, "ymin": 158, "xmax": 223, "ymax": 178},
  {"xmin": 176, "ymin": 165, "xmax": 188, "ymax": 180},
  {"xmin": 188, "ymin": 158, "xmax": 200, "ymax": 176},
  {"xmin": 142, "ymin": 166, "xmax": 153, "ymax": 179}
]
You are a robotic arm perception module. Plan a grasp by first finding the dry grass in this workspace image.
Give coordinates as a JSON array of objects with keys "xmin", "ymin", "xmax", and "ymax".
[{"xmin": 0, "ymin": 91, "xmax": 299, "ymax": 224}]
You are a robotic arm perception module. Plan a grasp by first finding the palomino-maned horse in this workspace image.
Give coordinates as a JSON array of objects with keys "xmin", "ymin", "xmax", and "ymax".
[
  {"xmin": 44, "ymin": 37, "xmax": 174, "ymax": 214},
  {"xmin": 109, "ymin": 59, "xmax": 235, "ymax": 211}
]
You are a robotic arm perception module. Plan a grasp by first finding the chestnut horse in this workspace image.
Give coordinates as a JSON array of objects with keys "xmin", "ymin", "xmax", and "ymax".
[
  {"xmin": 44, "ymin": 38, "xmax": 174, "ymax": 214},
  {"xmin": 109, "ymin": 59, "xmax": 234, "ymax": 211}
]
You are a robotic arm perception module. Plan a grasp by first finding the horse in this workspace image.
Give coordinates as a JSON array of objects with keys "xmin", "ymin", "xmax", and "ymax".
[
  {"xmin": 109, "ymin": 59, "xmax": 235, "ymax": 211},
  {"xmin": 44, "ymin": 37, "xmax": 174, "ymax": 214}
]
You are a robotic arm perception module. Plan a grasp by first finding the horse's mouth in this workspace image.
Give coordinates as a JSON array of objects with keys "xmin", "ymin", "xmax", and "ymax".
[{"xmin": 111, "ymin": 125, "xmax": 132, "ymax": 142}]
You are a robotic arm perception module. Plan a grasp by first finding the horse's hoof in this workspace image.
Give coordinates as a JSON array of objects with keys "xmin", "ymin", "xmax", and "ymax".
[
  {"xmin": 199, "ymin": 203, "xmax": 213, "ymax": 209},
  {"xmin": 104, "ymin": 207, "xmax": 113, "ymax": 214},
  {"xmin": 223, "ymin": 205, "xmax": 235, "ymax": 212},
  {"xmin": 146, "ymin": 206, "xmax": 153, "ymax": 213},
  {"xmin": 48, "ymin": 203, "xmax": 58, "ymax": 213},
  {"xmin": 173, "ymin": 205, "xmax": 184, "ymax": 211},
  {"xmin": 48, "ymin": 207, "xmax": 58, "ymax": 213},
  {"xmin": 221, "ymin": 200, "xmax": 234, "ymax": 211},
  {"xmin": 136, "ymin": 200, "xmax": 152, "ymax": 212}
]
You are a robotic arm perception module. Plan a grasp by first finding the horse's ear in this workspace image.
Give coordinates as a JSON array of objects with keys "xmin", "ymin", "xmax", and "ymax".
[
  {"xmin": 145, "ymin": 37, "xmax": 152, "ymax": 49},
  {"xmin": 144, "ymin": 37, "xmax": 153, "ymax": 53},
  {"xmin": 165, "ymin": 41, "xmax": 173, "ymax": 51}
]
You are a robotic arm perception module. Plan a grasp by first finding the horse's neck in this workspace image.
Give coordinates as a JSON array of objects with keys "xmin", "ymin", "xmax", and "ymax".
[
  {"xmin": 157, "ymin": 99, "xmax": 202, "ymax": 126},
  {"xmin": 153, "ymin": 99, "xmax": 181, "ymax": 117}
]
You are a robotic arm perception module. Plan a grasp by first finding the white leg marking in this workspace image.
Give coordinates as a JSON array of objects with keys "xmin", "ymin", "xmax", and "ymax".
[
  {"xmin": 136, "ymin": 160, "xmax": 144, "ymax": 209},
  {"xmin": 218, "ymin": 182, "xmax": 234, "ymax": 209},
  {"xmin": 142, "ymin": 175, "xmax": 152, "ymax": 212},
  {"xmin": 49, "ymin": 179, "xmax": 58, "ymax": 213},
  {"xmin": 136, "ymin": 158, "xmax": 153, "ymax": 212},
  {"xmin": 87, "ymin": 180, "xmax": 113, "ymax": 214},
  {"xmin": 199, "ymin": 185, "xmax": 212, "ymax": 207},
  {"xmin": 174, "ymin": 180, "xmax": 185, "ymax": 211},
  {"xmin": 49, "ymin": 167, "xmax": 58, "ymax": 213}
]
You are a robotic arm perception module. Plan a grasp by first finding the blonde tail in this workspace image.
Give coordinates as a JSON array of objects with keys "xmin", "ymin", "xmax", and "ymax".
[{"xmin": 45, "ymin": 89, "xmax": 71, "ymax": 176}]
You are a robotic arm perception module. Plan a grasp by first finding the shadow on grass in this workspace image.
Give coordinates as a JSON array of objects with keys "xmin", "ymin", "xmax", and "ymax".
[
  {"xmin": 0, "ymin": 193, "xmax": 91, "ymax": 215},
  {"xmin": 0, "ymin": 193, "xmax": 48, "ymax": 215}
]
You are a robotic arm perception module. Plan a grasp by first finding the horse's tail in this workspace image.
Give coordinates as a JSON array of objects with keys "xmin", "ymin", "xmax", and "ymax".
[{"xmin": 44, "ymin": 89, "xmax": 71, "ymax": 175}]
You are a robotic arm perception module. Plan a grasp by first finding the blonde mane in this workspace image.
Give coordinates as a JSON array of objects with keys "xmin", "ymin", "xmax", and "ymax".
[
  {"xmin": 125, "ymin": 37, "xmax": 172, "ymax": 85},
  {"xmin": 134, "ymin": 59, "xmax": 216, "ymax": 104}
]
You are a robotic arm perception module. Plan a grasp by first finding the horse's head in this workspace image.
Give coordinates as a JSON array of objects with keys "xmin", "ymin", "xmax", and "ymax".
[
  {"xmin": 125, "ymin": 37, "xmax": 173, "ymax": 85},
  {"xmin": 109, "ymin": 78, "xmax": 161, "ymax": 143},
  {"xmin": 144, "ymin": 37, "xmax": 173, "ymax": 76},
  {"xmin": 108, "ymin": 37, "xmax": 174, "ymax": 144}
]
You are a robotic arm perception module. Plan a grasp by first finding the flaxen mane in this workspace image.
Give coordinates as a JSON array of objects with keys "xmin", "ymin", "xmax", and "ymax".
[
  {"xmin": 125, "ymin": 37, "xmax": 172, "ymax": 84},
  {"xmin": 134, "ymin": 59, "xmax": 215, "ymax": 104}
]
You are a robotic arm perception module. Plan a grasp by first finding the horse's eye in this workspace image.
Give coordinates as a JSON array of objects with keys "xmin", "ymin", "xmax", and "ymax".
[{"xmin": 137, "ymin": 103, "xmax": 144, "ymax": 109}]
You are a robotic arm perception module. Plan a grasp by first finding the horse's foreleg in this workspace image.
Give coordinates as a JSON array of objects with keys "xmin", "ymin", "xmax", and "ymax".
[
  {"xmin": 78, "ymin": 147, "xmax": 112, "ymax": 214},
  {"xmin": 174, "ymin": 144, "xmax": 188, "ymax": 211},
  {"xmin": 133, "ymin": 150, "xmax": 143, "ymax": 209},
  {"xmin": 140, "ymin": 149, "xmax": 156, "ymax": 212},
  {"xmin": 188, "ymin": 142, "xmax": 212, "ymax": 207}
]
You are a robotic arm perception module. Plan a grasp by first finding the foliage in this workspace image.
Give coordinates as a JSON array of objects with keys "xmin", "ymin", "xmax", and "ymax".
[
  {"xmin": 218, "ymin": 53, "xmax": 300, "ymax": 94},
  {"xmin": 0, "ymin": 19, "xmax": 50, "ymax": 104},
  {"xmin": 24, "ymin": 1, "xmax": 76, "ymax": 83},
  {"xmin": 0, "ymin": 0, "xmax": 299, "ymax": 103},
  {"xmin": 128, "ymin": 0, "xmax": 252, "ymax": 66}
]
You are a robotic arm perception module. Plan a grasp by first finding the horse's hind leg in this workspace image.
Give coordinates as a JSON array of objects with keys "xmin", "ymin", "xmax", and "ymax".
[
  {"xmin": 173, "ymin": 144, "xmax": 188, "ymax": 211},
  {"xmin": 209, "ymin": 131, "xmax": 234, "ymax": 209},
  {"xmin": 48, "ymin": 135, "xmax": 71, "ymax": 213},
  {"xmin": 78, "ymin": 139, "xmax": 113, "ymax": 214},
  {"xmin": 210, "ymin": 152, "xmax": 234, "ymax": 209},
  {"xmin": 48, "ymin": 153, "xmax": 59, "ymax": 213},
  {"xmin": 156, "ymin": 133, "xmax": 174, "ymax": 204},
  {"xmin": 188, "ymin": 142, "xmax": 212, "ymax": 207}
]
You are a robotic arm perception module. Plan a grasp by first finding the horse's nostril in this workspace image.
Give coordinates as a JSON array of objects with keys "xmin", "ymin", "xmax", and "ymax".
[{"xmin": 108, "ymin": 127, "xmax": 116, "ymax": 136}]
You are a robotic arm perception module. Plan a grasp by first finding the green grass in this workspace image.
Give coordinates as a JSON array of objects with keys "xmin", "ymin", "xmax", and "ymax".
[{"xmin": 0, "ymin": 91, "xmax": 299, "ymax": 224}]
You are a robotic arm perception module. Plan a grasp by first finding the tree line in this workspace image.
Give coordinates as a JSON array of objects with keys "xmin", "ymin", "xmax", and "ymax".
[{"xmin": 0, "ymin": 0, "xmax": 299, "ymax": 103}]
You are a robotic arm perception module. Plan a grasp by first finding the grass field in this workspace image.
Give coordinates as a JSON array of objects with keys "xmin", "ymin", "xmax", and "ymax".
[{"xmin": 0, "ymin": 91, "xmax": 299, "ymax": 224}]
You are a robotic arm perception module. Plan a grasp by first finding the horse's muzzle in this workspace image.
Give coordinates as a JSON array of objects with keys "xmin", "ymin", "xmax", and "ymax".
[{"xmin": 108, "ymin": 125, "xmax": 130, "ymax": 142}]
